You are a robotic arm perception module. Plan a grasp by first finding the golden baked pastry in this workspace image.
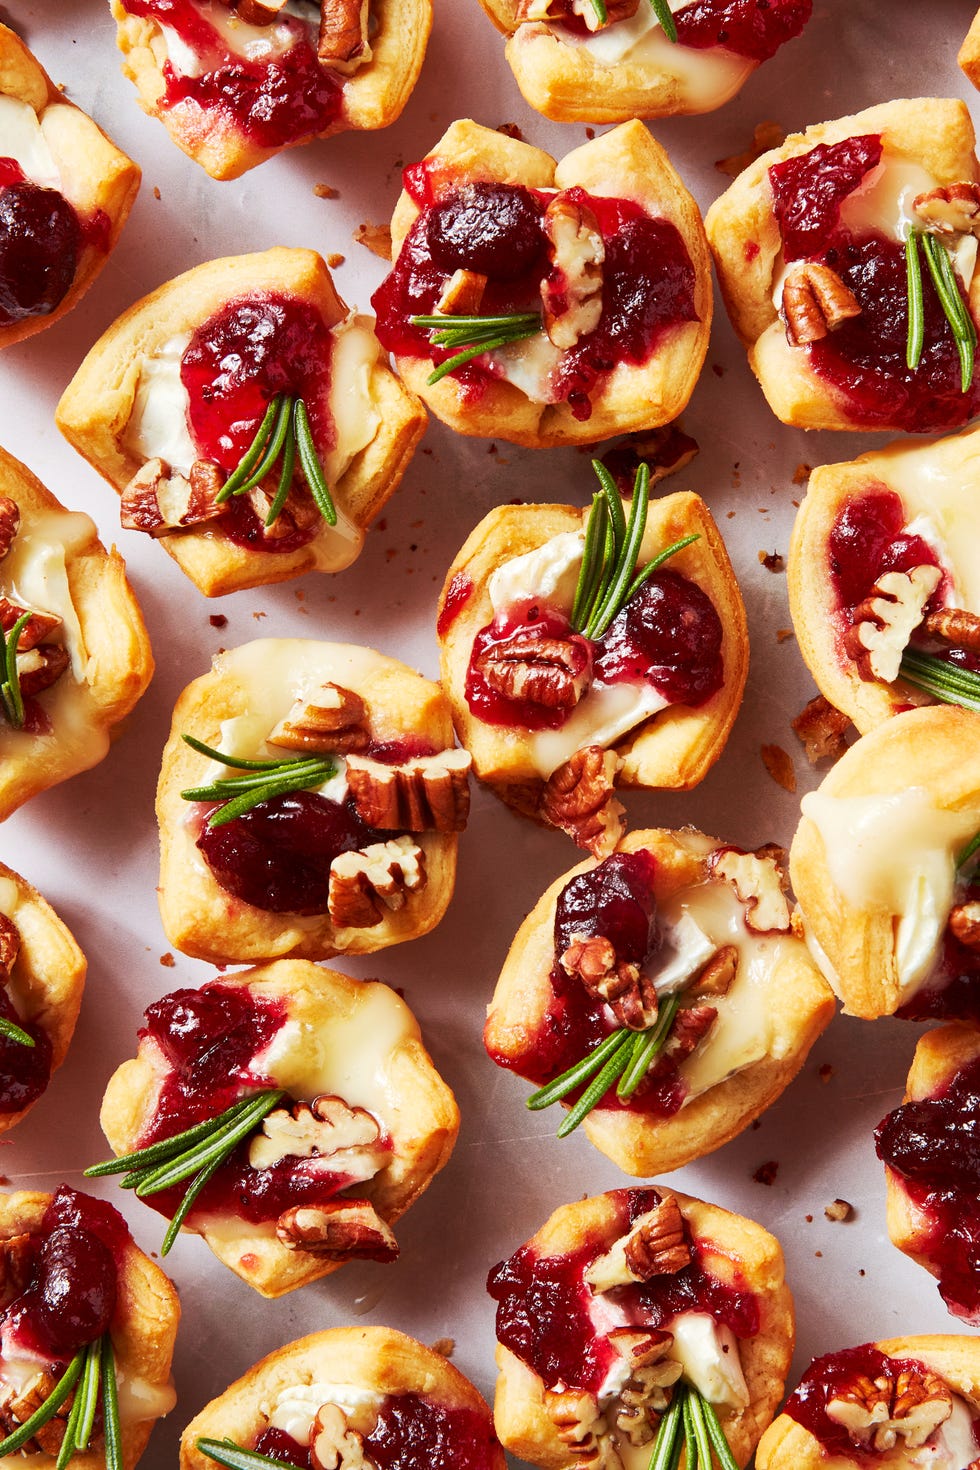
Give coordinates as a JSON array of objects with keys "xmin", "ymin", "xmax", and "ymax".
[
  {"xmin": 0, "ymin": 446, "xmax": 153, "ymax": 821},
  {"xmin": 706, "ymin": 99, "xmax": 980, "ymax": 434},
  {"xmin": 789, "ymin": 425, "xmax": 980, "ymax": 733},
  {"xmin": 0, "ymin": 861, "xmax": 86, "ymax": 1135},
  {"xmin": 960, "ymin": 11, "xmax": 980, "ymax": 93},
  {"xmin": 109, "ymin": 0, "xmax": 432, "ymax": 180},
  {"xmin": 56, "ymin": 249, "xmax": 426, "ymax": 597},
  {"xmin": 790, "ymin": 706, "xmax": 980, "ymax": 1021},
  {"xmin": 94, "ymin": 960, "xmax": 459, "ymax": 1297},
  {"xmin": 757, "ymin": 1336, "xmax": 980, "ymax": 1468},
  {"xmin": 489, "ymin": 1185, "xmax": 793, "ymax": 1470},
  {"xmin": 437, "ymin": 466, "xmax": 747, "ymax": 852},
  {"xmin": 371, "ymin": 119, "xmax": 712, "ymax": 447},
  {"xmin": 477, "ymin": 0, "xmax": 811, "ymax": 125},
  {"xmin": 485, "ymin": 827, "xmax": 834, "ymax": 1175},
  {"xmin": 156, "ymin": 637, "xmax": 468, "ymax": 963},
  {"xmin": 0, "ymin": 23, "xmax": 139, "ymax": 349},
  {"xmin": 0, "ymin": 1185, "xmax": 178, "ymax": 1468},
  {"xmin": 180, "ymin": 1325, "xmax": 505, "ymax": 1468}
]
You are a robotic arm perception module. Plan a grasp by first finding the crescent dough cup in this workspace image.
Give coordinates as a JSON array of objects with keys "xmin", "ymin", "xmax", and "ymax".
[
  {"xmin": 179, "ymin": 1326, "xmax": 505, "ymax": 1469},
  {"xmin": 493, "ymin": 1188, "xmax": 794, "ymax": 1470},
  {"xmin": 0, "ymin": 861, "xmax": 86, "ymax": 1134},
  {"xmin": 56, "ymin": 249, "xmax": 426, "ymax": 597},
  {"xmin": 789, "ymin": 706, "xmax": 980, "ymax": 1019},
  {"xmin": 0, "ymin": 1189, "xmax": 179, "ymax": 1470},
  {"xmin": 756, "ymin": 1336, "xmax": 980, "ymax": 1470},
  {"xmin": 0, "ymin": 447, "xmax": 153, "ymax": 821},
  {"xmin": 485, "ymin": 828, "xmax": 834, "ymax": 1176},
  {"xmin": 101, "ymin": 963, "xmax": 459, "ymax": 1297},
  {"xmin": 438, "ymin": 491, "xmax": 747, "ymax": 817},
  {"xmin": 109, "ymin": 0, "xmax": 432, "ymax": 180},
  {"xmin": 704, "ymin": 98, "xmax": 980, "ymax": 431},
  {"xmin": 386, "ymin": 119, "xmax": 712, "ymax": 447},
  {"xmin": 0, "ymin": 25, "xmax": 140, "ymax": 350},
  {"xmin": 960, "ymin": 12, "xmax": 980, "ymax": 92},
  {"xmin": 789, "ymin": 425, "xmax": 980, "ymax": 733}
]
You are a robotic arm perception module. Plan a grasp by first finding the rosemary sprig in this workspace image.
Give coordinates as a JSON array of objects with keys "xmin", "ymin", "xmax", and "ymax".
[
  {"xmin": 905, "ymin": 229, "xmax": 977, "ymax": 392},
  {"xmin": 648, "ymin": 1383, "xmax": 739, "ymax": 1470},
  {"xmin": 905, "ymin": 232, "xmax": 924, "ymax": 370},
  {"xmin": 409, "ymin": 312, "xmax": 542, "ymax": 385},
  {"xmin": 899, "ymin": 648, "xmax": 980, "ymax": 712},
  {"xmin": 650, "ymin": 0, "xmax": 678, "ymax": 44},
  {"xmin": 197, "ymin": 1439, "xmax": 306, "ymax": 1470},
  {"xmin": 0, "ymin": 1016, "xmax": 35, "ymax": 1047},
  {"xmin": 957, "ymin": 829, "xmax": 980, "ymax": 872},
  {"xmin": 0, "ymin": 610, "xmax": 32, "ymax": 729},
  {"xmin": 179, "ymin": 734, "xmax": 337, "ymax": 828},
  {"xmin": 0, "ymin": 1332, "xmax": 121, "ymax": 1467},
  {"xmin": 214, "ymin": 392, "xmax": 337, "ymax": 527},
  {"xmin": 101, "ymin": 1334, "xmax": 123, "ymax": 1470},
  {"xmin": 588, "ymin": 0, "xmax": 608, "ymax": 23}
]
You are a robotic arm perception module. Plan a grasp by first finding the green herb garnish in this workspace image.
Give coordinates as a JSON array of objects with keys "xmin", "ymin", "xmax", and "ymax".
[
  {"xmin": 0, "ymin": 1016, "xmax": 35, "ymax": 1047},
  {"xmin": 649, "ymin": 1382, "xmax": 739, "ymax": 1470},
  {"xmin": 0, "ymin": 1333, "xmax": 121, "ymax": 1467},
  {"xmin": 0, "ymin": 610, "xmax": 32, "ymax": 729},
  {"xmin": 899, "ymin": 648, "xmax": 980, "ymax": 713},
  {"xmin": 197, "ymin": 1440, "xmax": 306, "ymax": 1470},
  {"xmin": 409, "ymin": 312, "xmax": 542, "ymax": 385},
  {"xmin": 905, "ymin": 228, "xmax": 977, "ymax": 392},
  {"xmin": 958, "ymin": 830, "xmax": 980, "ymax": 872},
  {"xmin": 85, "ymin": 1089, "xmax": 285, "ymax": 1255},
  {"xmin": 216, "ymin": 393, "xmax": 337, "ymax": 528},
  {"xmin": 588, "ymin": 0, "xmax": 608, "ymax": 23},
  {"xmin": 650, "ymin": 0, "xmax": 678, "ymax": 43},
  {"xmin": 178, "ymin": 734, "xmax": 337, "ymax": 828}
]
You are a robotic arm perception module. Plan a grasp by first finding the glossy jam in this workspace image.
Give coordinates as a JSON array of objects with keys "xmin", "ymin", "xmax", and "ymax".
[
  {"xmin": 488, "ymin": 1187, "xmax": 759, "ymax": 1395},
  {"xmin": 554, "ymin": 849, "xmax": 658, "ymax": 962},
  {"xmin": 828, "ymin": 486, "xmax": 941, "ymax": 612},
  {"xmin": 0, "ymin": 181, "xmax": 80, "ymax": 326},
  {"xmin": 672, "ymin": 0, "xmax": 811, "ymax": 59},
  {"xmin": 784, "ymin": 1345, "xmax": 956, "ymax": 1460},
  {"xmin": 769, "ymin": 135, "xmax": 882, "ymax": 262},
  {"xmin": 437, "ymin": 571, "xmax": 475, "ymax": 638},
  {"xmin": 593, "ymin": 571, "xmax": 724, "ymax": 704},
  {"xmin": 465, "ymin": 602, "xmax": 593, "ymax": 731},
  {"xmin": 253, "ymin": 1396, "xmax": 501, "ymax": 1470},
  {"xmin": 120, "ymin": 0, "xmax": 341, "ymax": 147},
  {"xmin": 0, "ymin": 984, "xmax": 52, "ymax": 1113}
]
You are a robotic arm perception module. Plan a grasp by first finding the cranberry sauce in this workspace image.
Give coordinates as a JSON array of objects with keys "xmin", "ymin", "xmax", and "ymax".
[
  {"xmin": 875, "ymin": 1056, "xmax": 980, "ymax": 1321},
  {"xmin": 0, "ymin": 983, "xmax": 52, "ymax": 1113},
  {"xmin": 465, "ymin": 601, "xmax": 593, "ymax": 731},
  {"xmin": 437, "ymin": 571, "xmax": 475, "ymax": 638},
  {"xmin": 488, "ymin": 1187, "xmax": 759, "ymax": 1395},
  {"xmin": 769, "ymin": 135, "xmax": 883, "ymax": 263},
  {"xmin": 898, "ymin": 881, "xmax": 980, "ymax": 1022},
  {"xmin": 120, "ymin": 0, "xmax": 341, "ymax": 148},
  {"xmin": 593, "ymin": 570, "xmax": 724, "ymax": 705},
  {"xmin": 784, "ymin": 1345, "xmax": 941, "ymax": 1459},
  {"xmin": 671, "ymin": 0, "xmax": 811, "ymax": 59},
  {"xmin": 254, "ymin": 1396, "xmax": 501, "ymax": 1470},
  {"xmin": 0, "ymin": 181, "xmax": 80, "ymax": 326},
  {"xmin": 554, "ymin": 849, "xmax": 659, "ymax": 962}
]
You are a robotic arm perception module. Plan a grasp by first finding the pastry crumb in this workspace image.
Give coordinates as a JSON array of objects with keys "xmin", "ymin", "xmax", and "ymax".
[
  {"xmin": 825, "ymin": 1198, "xmax": 853, "ymax": 1223},
  {"xmin": 153, "ymin": 185, "xmax": 161, "ymax": 201},
  {"xmin": 818, "ymin": 1062, "xmax": 834, "ymax": 1084},
  {"xmin": 430, "ymin": 1338, "xmax": 455, "ymax": 1358},
  {"xmin": 715, "ymin": 121, "xmax": 786, "ymax": 177},
  {"xmin": 313, "ymin": 182, "xmax": 336, "ymax": 199},
  {"xmin": 327, "ymin": 252, "xmax": 345, "ymax": 268},
  {"xmin": 209, "ymin": 614, "xmax": 227, "ymax": 629},
  {"xmin": 758, "ymin": 550, "xmax": 784, "ymax": 572},
  {"xmin": 753, "ymin": 1161, "xmax": 779, "ymax": 1186},
  {"xmin": 792, "ymin": 462, "xmax": 812, "ymax": 486},
  {"xmin": 776, "ymin": 628, "xmax": 794, "ymax": 643},
  {"xmin": 761, "ymin": 743, "xmax": 796, "ymax": 793},
  {"xmin": 792, "ymin": 695, "xmax": 851, "ymax": 764},
  {"xmin": 497, "ymin": 123, "xmax": 523, "ymax": 140},
  {"xmin": 354, "ymin": 222, "xmax": 392, "ymax": 260},
  {"xmin": 712, "ymin": 362, "xmax": 724, "ymax": 377},
  {"xmin": 805, "ymin": 1214, "xmax": 813, "ymax": 1223},
  {"xmin": 159, "ymin": 953, "xmax": 176, "ymax": 968},
  {"xmin": 252, "ymin": 610, "xmax": 267, "ymax": 621}
]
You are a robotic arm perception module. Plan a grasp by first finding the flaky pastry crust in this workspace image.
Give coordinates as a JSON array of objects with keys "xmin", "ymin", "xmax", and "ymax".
[{"xmin": 960, "ymin": 12, "xmax": 980, "ymax": 93}]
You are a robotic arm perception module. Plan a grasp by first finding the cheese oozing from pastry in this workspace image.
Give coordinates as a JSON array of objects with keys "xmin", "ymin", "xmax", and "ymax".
[
  {"xmin": 0, "ymin": 1349, "xmax": 176, "ymax": 1426},
  {"xmin": 158, "ymin": 0, "xmax": 319, "ymax": 76},
  {"xmin": 589, "ymin": 1291, "xmax": 747, "ymax": 1416},
  {"xmin": 262, "ymin": 1381, "xmax": 382, "ymax": 1445},
  {"xmin": 0, "ymin": 96, "xmax": 62, "ymax": 192}
]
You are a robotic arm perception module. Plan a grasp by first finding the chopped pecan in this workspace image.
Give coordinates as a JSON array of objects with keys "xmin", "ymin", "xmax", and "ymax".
[
  {"xmin": 0, "ymin": 598, "xmax": 61, "ymax": 651},
  {"xmin": 0, "ymin": 1369, "xmax": 68, "ymax": 1455},
  {"xmin": 688, "ymin": 945, "xmax": 737, "ymax": 1000},
  {"xmin": 0, "ymin": 914, "xmax": 19, "ymax": 985},
  {"xmin": 0, "ymin": 1231, "xmax": 35, "ymax": 1308},
  {"xmin": 476, "ymin": 629, "xmax": 592, "ymax": 711},
  {"xmin": 792, "ymin": 694, "xmax": 851, "ymax": 765},
  {"xmin": 276, "ymin": 1200, "xmax": 398, "ymax": 1262},
  {"xmin": 541, "ymin": 193, "xmax": 605, "ymax": 349},
  {"xmin": 518, "ymin": 0, "xmax": 638, "ymax": 27},
  {"xmin": 328, "ymin": 836, "xmax": 426, "ymax": 929},
  {"xmin": 922, "ymin": 606, "xmax": 980, "ymax": 655},
  {"xmin": 609, "ymin": 1331, "xmax": 682, "ymax": 1444},
  {"xmin": 664, "ymin": 1005, "xmax": 718, "ymax": 1062},
  {"xmin": 826, "ymin": 1364, "xmax": 952, "ymax": 1451},
  {"xmin": 782, "ymin": 262, "xmax": 861, "ymax": 345},
  {"xmin": 267, "ymin": 682, "xmax": 369, "ymax": 754},
  {"xmin": 120, "ymin": 457, "xmax": 225, "ymax": 537},
  {"xmin": 584, "ymin": 1194, "xmax": 691, "ymax": 1292},
  {"xmin": 540, "ymin": 746, "xmax": 625, "ymax": 857},
  {"xmin": 310, "ymin": 1403, "xmax": 376, "ymax": 1470},
  {"xmin": 234, "ymin": 0, "xmax": 289, "ymax": 21},
  {"xmin": 0, "ymin": 496, "xmax": 19, "ymax": 560},
  {"xmin": 318, "ymin": 0, "xmax": 371, "ymax": 72},
  {"xmin": 560, "ymin": 934, "xmax": 657, "ymax": 1031},
  {"xmin": 246, "ymin": 483, "xmax": 320, "ymax": 540},
  {"xmin": 544, "ymin": 1389, "xmax": 611, "ymax": 1469},
  {"xmin": 599, "ymin": 425, "xmax": 699, "ymax": 496},
  {"xmin": 950, "ymin": 900, "xmax": 980, "ymax": 950},
  {"xmin": 844, "ymin": 565, "xmax": 942, "ymax": 683},
  {"xmin": 17, "ymin": 644, "xmax": 70, "ymax": 697},
  {"xmin": 353, "ymin": 222, "xmax": 392, "ymax": 260},
  {"xmin": 914, "ymin": 182, "xmax": 980, "ymax": 237},
  {"xmin": 346, "ymin": 749, "xmax": 472, "ymax": 832},
  {"xmin": 710, "ymin": 845, "xmax": 792, "ymax": 934},
  {"xmin": 436, "ymin": 269, "xmax": 487, "ymax": 316},
  {"xmin": 248, "ymin": 1094, "xmax": 386, "ymax": 1178}
]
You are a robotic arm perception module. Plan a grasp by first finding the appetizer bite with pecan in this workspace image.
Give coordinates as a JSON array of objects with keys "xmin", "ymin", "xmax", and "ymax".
[
  {"xmin": 791, "ymin": 707, "xmax": 980, "ymax": 1022},
  {"xmin": 790, "ymin": 425, "xmax": 980, "ymax": 732},
  {"xmin": 109, "ymin": 0, "xmax": 432, "ymax": 179},
  {"xmin": 0, "ymin": 447, "xmax": 153, "ymax": 821},
  {"xmin": 488, "ymin": 1186, "xmax": 793, "ymax": 1470},
  {"xmin": 157, "ymin": 639, "xmax": 469, "ymax": 963},
  {"xmin": 756, "ymin": 1337, "xmax": 980, "ymax": 1468},
  {"xmin": 437, "ymin": 461, "xmax": 746, "ymax": 851},
  {"xmin": 0, "ymin": 23, "xmax": 140, "ymax": 349},
  {"xmin": 372, "ymin": 119, "xmax": 712, "ymax": 446},
  {"xmin": 90, "ymin": 962, "xmax": 459, "ymax": 1297},
  {"xmin": 57, "ymin": 250, "xmax": 425, "ymax": 597},
  {"xmin": 877, "ymin": 1025, "xmax": 980, "ymax": 1328},
  {"xmin": 485, "ymin": 829, "xmax": 833, "ymax": 1174},
  {"xmin": 0, "ymin": 1186, "xmax": 178, "ymax": 1468},
  {"xmin": 706, "ymin": 99, "xmax": 980, "ymax": 433},
  {"xmin": 477, "ymin": 0, "xmax": 811, "ymax": 126},
  {"xmin": 180, "ymin": 1326, "xmax": 505, "ymax": 1469}
]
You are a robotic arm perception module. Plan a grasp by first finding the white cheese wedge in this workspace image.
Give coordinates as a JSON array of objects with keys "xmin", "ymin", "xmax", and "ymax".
[
  {"xmin": 160, "ymin": 0, "xmax": 318, "ymax": 76},
  {"xmin": 0, "ymin": 877, "xmax": 20, "ymax": 919},
  {"xmin": 488, "ymin": 331, "xmax": 564, "ymax": 403},
  {"xmin": 925, "ymin": 1395, "xmax": 980, "ymax": 1470},
  {"xmin": 3, "ymin": 509, "xmax": 92, "ymax": 683},
  {"xmin": 526, "ymin": 679, "xmax": 670, "ymax": 776},
  {"xmin": 0, "ymin": 95, "xmax": 62, "ymax": 191},
  {"xmin": 488, "ymin": 530, "xmax": 585, "ymax": 617},
  {"xmin": 838, "ymin": 158, "xmax": 940, "ymax": 246},
  {"xmin": 324, "ymin": 315, "xmax": 383, "ymax": 485},
  {"xmin": 649, "ymin": 913, "xmax": 718, "ymax": 998},
  {"xmin": 667, "ymin": 1314, "xmax": 748, "ymax": 1410},
  {"xmin": 124, "ymin": 332, "xmax": 198, "ymax": 475},
  {"xmin": 263, "ymin": 1381, "xmax": 382, "ymax": 1445}
]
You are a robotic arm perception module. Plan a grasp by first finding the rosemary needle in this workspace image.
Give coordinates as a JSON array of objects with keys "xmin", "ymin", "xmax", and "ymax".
[
  {"xmin": 650, "ymin": 0, "xmax": 678, "ymax": 44},
  {"xmin": 0, "ymin": 610, "xmax": 32, "ymax": 729},
  {"xmin": 905, "ymin": 232, "xmax": 925, "ymax": 370},
  {"xmin": 0, "ymin": 1016, "xmax": 35, "ymax": 1047},
  {"xmin": 197, "ymin": 1439, "xmax": 307, "ymax": 1470},
  {"xmin": 899, "ymin": 648, "xmax": 980, "ymax": 712}
]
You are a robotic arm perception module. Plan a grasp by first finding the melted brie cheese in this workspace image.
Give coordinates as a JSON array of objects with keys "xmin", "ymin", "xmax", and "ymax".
[
  {"xmin": 838, "ymin": 157, "xmax": 940, "ymax": 245},
  {"xmin": 488, "ymin": 530, "xmax": 584, "ymax": 616},
  {"xmin": 0, "ymin": 877, "xmax": 20, "ymax": 919},
  {"xmin": 667, "ymin": 1314, "xmax": 748, "ymax": 1409},
  {"xmin": 159, "ymin": 0, "xmax": 318, "ymax": 76},
  {"xmin": 124, "ymin": 332, "xmax": 197, "ymax": 474},
  {"xmin": 0, "ymin": 1351, "xmax": 175, "ymax": 1428},
  {"xmin": 324, "ymin": 316, "xmax": 382, "ymax": 485},
  {"xmin": 263, "ymin": 1381, "xmax": 381, "ymax": 1445},
  {"xmin": 0, "ymin": 96, "xmax": 62, "ymax": 191}
]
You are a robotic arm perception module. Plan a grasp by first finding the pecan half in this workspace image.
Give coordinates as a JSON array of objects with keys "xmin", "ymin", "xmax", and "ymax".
[
  {"xmin": 792, "ymin": 694, "xmax": 851, "ymax": 765},
  {"xmin": 16, "ymin": 644, "xmax": 70, "ymax": 697},
  {"xmin": 120, "ymin": 457, "xmax": 225, "ymax": 537},
  {"xmin": 844, "ymin": 565, "xmax": 942, "ymax": 683},
  {"xmin": 0, "ymin": 914, "xmax": 19, "ymax": 985},
  {"xmin": 826, "ymin": 1364, "xmax": 952, "ymax": 1451},
  {"xmin": 914, "ymin": 182, "xmax": 980, "ymax": 237},
  {"xmin": 540, "ymin": 746, "xmax": 625, "ymax": 857},
  {"xmin": 921, "ymin": 607, "xmax": 980, "ymax": 655},
  {"xmin": 318, "ymin": 0, "xmax": 371, "ymax": 72},
  {"xmin": 710, "ymin": 844, "xmax": 792, "ymax": 934},
  {"xmin": 346, "ymin": 749, "xmax": 472, "ymax": 832},
  {"xmin": 276, "ymin": 1200, "xmax": 398, "ymax": 1262},
  {"xmin": 246, "ymin": 483, "xmax": 320, "ymax": 540},
  {"xmin": 248, "ymin": 1094, "xmax": 386, "ymax": 1178},
  {"xmin": 541, "ymin": 193, "xmax": 605, "ymax": 350},
  {"xmin": 609, "ymin": 1331, "xmax": 682, "ymax": 1445},
  {"xmin": 0, "ymin": 598, "xmax": 61, "ymax": 651},
  {"xmin": 663, "ymin": 1005, "xmax": 718, "ymax": 1062},
  {"xmin": 584, "ymin": 1194, "xmax": 691, "ymax": 1292},
  {"xmin": 476, "ymin": 630, "xmax": 592, "ymax": 711},
  {"xmin": 560, "ymin": 934, "xmax": 657, "ymax": 1031},
  {"xmin": 310, "ymin": 1403, "xmax": 376, "ymax": 1470},
  {"xmin": 544, "ymin": 1389, "xmax": 609, "ymax": 1468},
  {"xmin": 782, "ymin": 262, "xmax": 861, "ymax": 345},
  {"xmin": 436, "ymin": 269, "xmax": 487, "ymax": 316},
  {"xmin": 0, "ymin": 496, "xmax": 19, "ymax": 560},
  {"xmin": 950, "ymin": 900, "xmax": 980, "ymax": 950},
  {"xmin": 328, "ymin": 836, "xmax": 426, "ymax": 929},
  {"xmin": 267, "ymin": 683, "xmax": 369, "ymax": 754}
]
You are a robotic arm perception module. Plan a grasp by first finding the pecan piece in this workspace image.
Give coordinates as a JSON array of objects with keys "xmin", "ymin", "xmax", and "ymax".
[
  {"xmin": 346, "ymin": 749, "xmax": 472, "ymax": 832},
  {"xmin": 950, "ymin": 900, "xmax": 980, "ymax": 950},
  {"xmin": 710, "ymin": 844, "xmax": 791, "ymax": 933},
  {"xmin": 318, "ymin": 0, "xmax": 371, "ymax": 73},
  {"xmin": 248, "ymin": 1094, "xmax": 386, "ymax": 1177},
  {"xmin": 792, "ymin": 694, "xmax": 851, "ymax": 765},
  {"xmin": 560, "ymin": 934, "xmax": 657, "ymax": 1031},
  {"xmin": 436, "ymin": 269, "xmax": 487, "ymax": 316},
  {"xmin": 922, "ymin": 606, "xmax": 980, "ymax": 655},
  {"xmin": 544, "ymin": 1389, "xmax": 609, "ymax": 1468},
  {"xmin": 0, "ymin": 1231, "xmax": 35, "ymax": 1308},
  {"xmin": 663, "ymin": 1005, "xmax": 718, "ymax": 1062},
  {"xmin": 584, "ymin": 1194, "xmax": 691, "ymax": 1292},
  {"xmin": 914, "ymin": 182, "xmax": 980, "ymax": 237},
  {"xmin": 0, "ymin": 914, "xmax": 19, "ymax": 985},
  {"xmin": 609, "ymin": 1330, "xmax": 682, "ymax": 1444},
  {"xmin": 310, "ymin": 1403, "xmax": 377, "ymax": 1470},
  {"xmin": 540, "ymin": 746, "xmax": 625, "ymax": 857},
  {"xmin": 17, "ymin": 644, "xmax": 70, "ymax": 697},
  {"xmin": 0, "ymin": 597, "xmax": 61, "ymax": 651},
  {"xmin": 687, "ymin": 945, "xmax": 737, "ymax": 1000},
  {"xmin": 782, "ymin": 262, "xmax": 862, "ymax": 345},
  {"xmin": 476, "ymin": 630, "xmax": 592, "ymax": 711},
  {"xmin": 844, "ymin": 565, "xmax": 942, "ymax": 683},
  {"xmin": 276, "ymin": 1200, "xmax": 398, "ymax": 1262},
  {"xmin": 826, "ymin": 1364, "xmax": 952, "ymax": 1451},
  {"xmin": 0, "ymin": 1369, "xmax": 68, "ymax": 1455},
  {"xmin": 328, "ymin": 836, "xmax": 426, "ymax": 929},
  {"xmin": 541, "ymin": 193, "xmax": 605, "ymax": 349},
  {"xmin": 267, "ymin": 683, "xmax": 369, "ymax": 754},
  {"xmin": 234, "ymin": 0, "xmax": 289, "ymax": 21},
  {"xmin": 0, "ymin": 496, "xmax": 19, "ymax": 560},
  {"xmin": 120, "ymin": 457, "xmax": 225, "ymax": 537}
]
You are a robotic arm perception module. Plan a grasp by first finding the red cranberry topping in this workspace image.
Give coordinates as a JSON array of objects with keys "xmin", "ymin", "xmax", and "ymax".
[
  {"xmin": 437, "ymin": 572, "xmax": 475, "ymax": 638},
  {"xmin": 897, "ymin": 881, "xmax": 980, "ymax": 1023},
  {"xmin": 554, "ymin": 849, "xmax": 658, "ymax": 965},
  {"xmin": 146, "ymin": 1148, "xmax": 371, "ymax": 1229},
  {"xmin": 426, "ymin": 183, "xmax": 546, "ymax": 280},
  {"xmin": 0, "ymin": 182, "xmax": 80, "ymax": 326},
  {"xmin": 465, "ymin": 602, "xmax": 592, "ymax": 731},
  {"xmin": 828, "ymin": 486, "xmax": 941, "ymax": 612},
  {"xmin": 4, "ymin": 1226, "xmax": 116, "ymax": 1362},
  {"xmin": 784, "ymin": 1345, "xmax": 944, "ymax": 1458},
  {"xmin": 0, "ymin": 161, "xmax": 25, "ymax": 188},
  {"xmin": 253, "ymin": 1428, "xmax": 311, "ymax": 1465},
  {"xmin": 0, "ymin": 985, "xmax": 51, "ymax": 1114},
  {"xmin": 672, "ymin": 0, "xmax": 811, "ymax": 60},
  {"xmin": 769, "ymin": 135, "xmax": 882, "ymax": 262},
  {"xmin": 219, "ymin": 494, "xmax": 318, "ymax": 557},
  {"xmin": 592, "ymin": 570, "xmax": 724, "ymax": 705},
  {"xmin": 253, "ymin": 1398, "xmax": 500, "ymax": 1470},
  {"xmin": 44, "ymin": 1186, "xmax": 130, "ymax": 1261}
]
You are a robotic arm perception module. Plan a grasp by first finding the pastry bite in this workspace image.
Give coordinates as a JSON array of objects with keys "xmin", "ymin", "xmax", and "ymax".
[
  {"xmin": 0, "ymin": 1185, "xmax": 178, "ymax": 1467},
  {"xmin": 437, "ymin": 461, "xmax": 747, "ymax": 852},
  {"xmin": 180, "ymin": 1325, "xmax": 504, "ymax": 1468},
  {"xmin": 0, "ymin": 862, "xmax": 86, "ymax": 1135},
  {"xmin": 485, "ymin": 827, "xmax": 834, "ymax": 1175},
  {"xmin": 0, "ymin": 23, "xmax": 140, "ymax": 349},
  {"xmin": 789, "ymin": 425, "xmax": 980, "ymax": 733},
  {"xmin": 756, "ymin": 1336, "xmax": 980, "ymax": 1468},
  {"xmin": 92, "ymin": 961, "xmax": 459, "ymax": 1297},
  {"xmin": 790, "ymin": 706, "xmax": 980, "ymax": 1022},
  {"xmin": 960, "ymin": 12, "xmax": 980, "ymax": 94},
  {"xmin": 478, "ymin": 0, "xmax": 811, "ymax": 126},
  {"xmin": 371, "ymin": 119, "xmax": 712, "ymax": 447},
  {"xmin": 157, "ymin": 638, "xmax": 469, "ymax": 963},
  {"xmin": 0, "ymin": 446, "xmax": 153, "ymax": 821},
  {"xmin": 109, "ymin": 0, "xmax": 432, "ymax": 180},
  {"xmin": 706, "ymin": 98, "xmax": 980, "ymax": 434},
  {"xmin": 56, "ymin": 249, "xmax": 426, "ymax": 598},
  {"xmin": 488, "ymin": 1185, "xmax": 793, "ymax": 1470}
]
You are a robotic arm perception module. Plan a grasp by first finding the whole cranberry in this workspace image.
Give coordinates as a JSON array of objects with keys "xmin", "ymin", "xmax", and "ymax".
[
  {"xmin": 425, "ymin": 183, "xmax": 545, "ymax": 280},
  {"xmin": 554, "ymin": 850, "xmax": 658, "ymax": 964},
  {"xmin": 5, "ymin": 1226, "xmax": 116, "ymax": 1361},
  {"xmin": 0, "ymin": 182, "xmax": 79, "ymax": 325},
  {"xmin": 593, "ymin": 571, "xmax": 724, "ymax": 706}
]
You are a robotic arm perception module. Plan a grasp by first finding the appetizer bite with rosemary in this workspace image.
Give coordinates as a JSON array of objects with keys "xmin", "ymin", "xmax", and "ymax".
[
  {"xmin": 485, "ymin": 829, "xmax": 833, "ymax": 1174},
  {"xmin": 706, "ymin": 99, "xmax": 980, "ymax": 433},
  {"xmin": 89, "ymin": 962, "xmax": 459, "ymax": 1297},
  {"xmin": 756, "ymin": 1337, "xmax": 980, "ymax": 1468},
  {"xmin": 108, "ymin": 0, "xmax": 432, "ymax": 180},
  {"xmin": 156, "ymin": 638, "xmax": 469, "ymax": 964},
  {"xmin": 437, "ymin": 460, "xmax": 746, "ymax": 852},
  {"xmin": 372, "ymin": 119, "xmax": 712, "ymax": 446},
  {"xmin": 180, "ymin": 1326, "xmax": 505, "ymax": 1469},
  {"xmin": 477, "ymin": 0, "xmax": 811, "ymax": 126},
  {"xmin": 0, "ymin": 446, "xmax": 153, "ymax": 822},
  {"xmin": 57, "ymin": 249, "xmax": 425, "ymax": 597},
  {"xmin": 488, "ymin": 1185, "xmax": 793, "ymax": 1470},
  {"xmin": 0, "ymin": 1186, "xmax": 178, "ymax": 1468},
  {"xmin": 0, "ymin": 23, "xmax": 140, "ymax": 349},
  {"xmin": 791, "ymin": 706, "xmax": 980, "ymax": 1022},
  {"xmin": 790, "ymin": 425, "xmax": 980, "ymax": 732}
]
